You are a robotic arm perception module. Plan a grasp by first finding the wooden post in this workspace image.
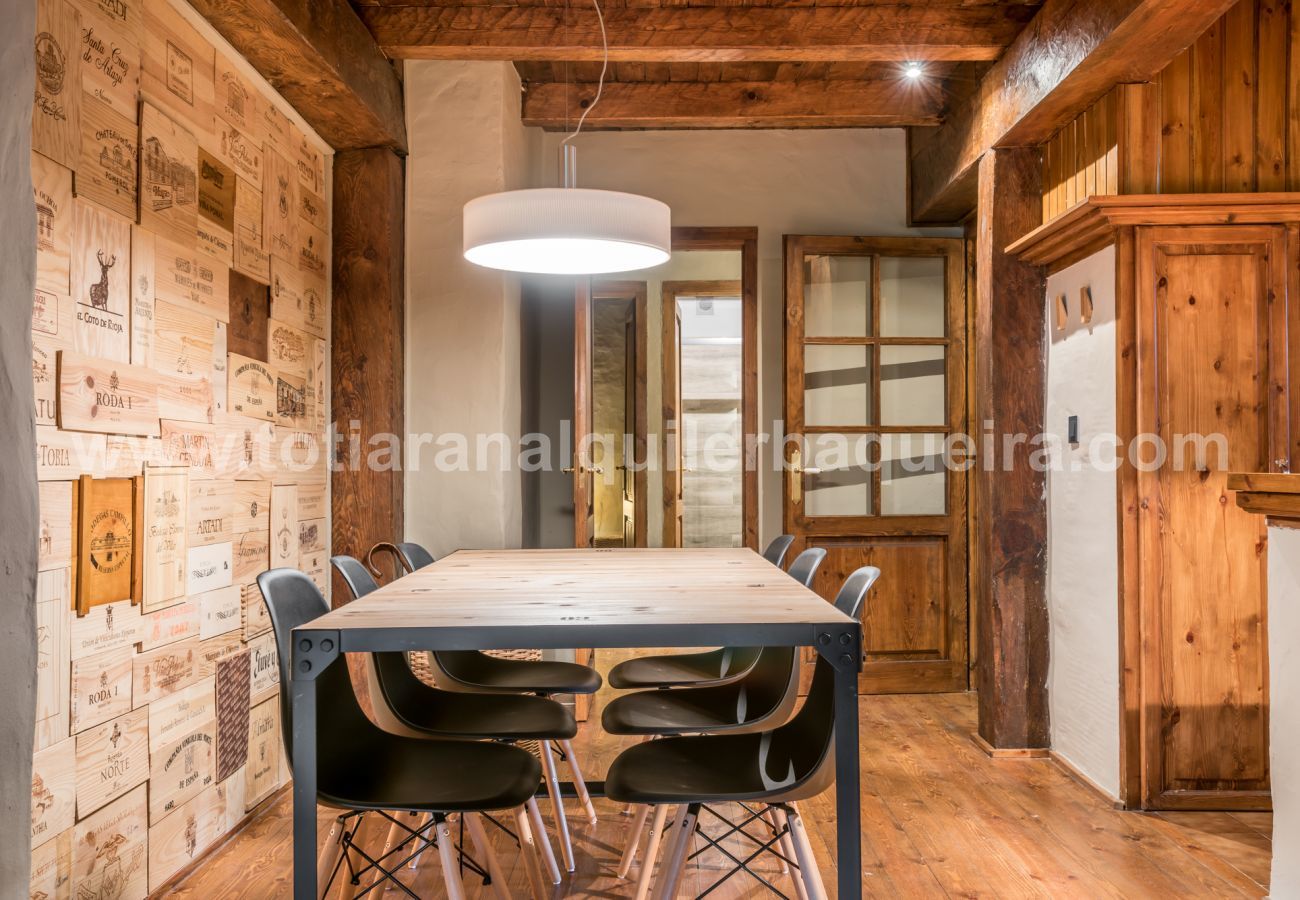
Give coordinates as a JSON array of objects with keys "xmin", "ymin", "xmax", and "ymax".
[
  {"xmin": 972, "ymin": 147, "xmax": 1050, "ymax": 750},
  {"xmin": 331, "ymin": 147, "xmax": 405, "ymax": 603}
]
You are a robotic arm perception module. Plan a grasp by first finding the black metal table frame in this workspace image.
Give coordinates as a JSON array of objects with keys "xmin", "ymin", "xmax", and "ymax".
[{"xmin": 290, "ymin": 619, "xmax": 863, "ymax": 899}]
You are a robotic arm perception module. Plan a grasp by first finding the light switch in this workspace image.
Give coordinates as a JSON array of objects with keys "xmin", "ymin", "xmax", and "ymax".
[{"xmin": 1067, "ymin": 415, "xmax": 1079, "ymax": 445}]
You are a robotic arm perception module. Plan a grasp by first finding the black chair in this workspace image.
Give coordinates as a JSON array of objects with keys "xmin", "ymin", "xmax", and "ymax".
[
  {"xmin": 605, "ymin": 565, "xmax": 881, "ymax": 900},
  {"xmin": 606, "ymin": 544, "xmax": 825, "ymax": 691},
  {"xmin": 257, "ymin": 567, "xmax": 553, "ymax": 899},
  {"xmin": 366, "ymin": 540, "xmax": 603, "ymax": 873},
  {"xmin": 762, "ymin": 534, "xmax": 796, "ymax": 568}
]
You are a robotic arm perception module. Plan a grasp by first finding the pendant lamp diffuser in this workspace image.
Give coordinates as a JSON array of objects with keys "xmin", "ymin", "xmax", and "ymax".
[{"xmin": 463, "ymin": 187, "xmax": 671, "ymax": 275}]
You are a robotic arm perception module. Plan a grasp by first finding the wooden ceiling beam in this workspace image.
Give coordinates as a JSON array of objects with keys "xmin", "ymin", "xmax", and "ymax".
[
  {"xmin": 908, "ymin": 0, "xmax": 1239, "ymax": 223},
  {"xmin": 186, "ymin": 0, "xmax": 407, "ymax": 152},
  {"xmin": 357, "ymin": 6, "xmax": 1035, "ymax": 62},
  {"xmin": 521, "ymin": 78, "xmax": 945, "ymax": 129}
]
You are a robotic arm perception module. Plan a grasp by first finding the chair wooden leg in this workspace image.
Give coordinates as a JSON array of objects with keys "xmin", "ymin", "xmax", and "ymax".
[
  {"xmin": 616, "ymin": 804, "xmax": 651, "ymax": 879},
  {"xmin": 409, "ymin": 812, "xmax": 433, "ymax": 870},
  {"xmin": 316, "ymin": 815, "xmax": 347, "ymax": 899},
  {"xmin": 513, "ymin": 806, "xmax": 549, "ymax": 900},
  {"xmin": 538, "ymin": 740, "xmax": 576, "ymax": 872},
  {"xmin": 632, "ymin": 805, "xmax": 670, "ymax": 900},
  {"xmin": 434, "ymin": 816, "xmax": 468, "ymax": 900},
  {"xmin": 786, "ymin": 806, "xmax": 829, "ymax": 900},
  {"xmin": 651, "ymin": 804, "xmax": 698, "ymax": 900},
  {"xmin": 465, "ymin": 812, "xmax": 513, "ymax": 900},
  {"xmin": 526, "ymin": 796, "xmax": 563, "ymax": 885},
  {"xmin": 762, "ymin": 809, "xmax": 789, "ymax": 875},
  {"xmin": 560, "ymin": 739, "xmax": 598, "ymax": 825},
  {"xmin": 773, "ymin": 808, "xmax": 809, "ymax": 900}
]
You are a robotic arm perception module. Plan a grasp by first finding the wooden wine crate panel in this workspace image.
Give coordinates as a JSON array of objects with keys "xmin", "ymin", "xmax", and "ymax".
[
  {"xmin": 241, "ymin": 581, "xmax": 271, "ymax": 640},
  {"xmin": 244, "ymin": 695, "xmax": 279, "ymax": 809},
  {"xmin": 228, "ymin": 269, "xmax": 269, "ymax": 361},
  {"xmin": 232, "ymin": 176, "xmax": 268, "ymax": 282},
  {"xmin": 70, "ymin": 646, "xmax": 133, "ymax": 733},
  {"xmin": 186, "ymin": 540, "xmax": 233, "ymax": 596},
  {"xmin": 188, "ymin": 479, "xmax": 232, "ymax": 546},
  {"xmin": 197, "ymin": 584, "xmax": 240, "ymax": 640},
  {"xmin": 37, "ymin": 425, "xmax": 104, "ymax": 481},
  {"xmin": 247, "ymin": 630, "xmax": 278, "ymax": 703},
  {"xmin": 74, "ymin": 706, "xmax": 148, "ymax": 818},
  {"xmin": 267, "ymin": 318, "xmax": 309, "ymax": 378},
  {"xmin": 70, "ymin": 598, "xmax": 142, "ymax": 660},
  {"xmin": 32, "ymin": 737, "xmax": 76, "ymax": 849},
  {"xmin": 159, "ymin": 419, "xmax": 215, "ymax": 476},
  {"xmin": 215, "ymin": 650, "xmax": 250, "ymax": 781},
  {"xmin": 215, "ymin": 120, "xmax": 263, "ymax": 196},
  {"xmin": 297, "ymin": 517, "xmax": 326, "ymax": 558},
  {"xmin": 70, "ymin": 199, "xmax": 131, "ymax": 362},
  {"xmin": 139, "ymin": 100, "xmax": 198, "ymax": 245},
  {"xmin": 262, "ymin": 148, "xmax": 297, "ymax": 262},
  {"xmin": 233, "ymin": 480, "xmax": 269, "ymax": 533},
  {"xmin": 72, "ymin": 473, "xmax": 141, "ymax": 613},
  {"xmin": 73, "ymin": 0, "xmax": 140, "ymax": 120},
  {"xmin": 228, "ymin": 352, "xmax": 276, "ymax": 422},
  {"xmin": 101, "ymin": 434, "xmax": 162, "ymax": 479},
  {"xmin": 297, "ymin": 481, "xmax": 325, "ymax": 522},
  {"xmin": 197, "ymin": 146, "xmax": 235, "ymax": 231},
  {"xmin": 77, "ymin": 92, "xmax": 138, "ymax": 219},
  {"xmin": 149, "ymin": 714, "xmax": 216, "ymax": 824},
  {"xmin": 33, "ymin": 334, "xmax": 60, "ymax": 428},
  {"xmin": 310, "ymin": 333, "xmax": 327, "ymax": 431},
  {"xmin": 259, "ymin": 100, "xmax": 289, "ymax": 155},
  {"xmin": 213, "ymin": 416, "xmax": 274, "ymax": 479},
  {"xmin": 293, "ymin": 123, "xmax": 323, "ymax": 195},
  {"xmin": 30, "ymin": 826, "xmax": 72, "ymax": 899},
  {"xmin": 141, "ymin": 0, "xmax": 214, "ymax": 136},
  {"xmin": 147, "ymin": 778, "xmax": 230, "ymax": 893},
  {"xmin": 34, "ymin": 151, "xmax": 74, "ymax": 295},
  {"xmin": 33, "ymin": 0, "xmax": 82, "ymax": 169},
  {"xmin": 156, "ymin": 372, "xmax": 214, "ymax": 425},
  {"xmin": 35, "ymin": 572, "xmax": 72, "ymax": 750},
  {"xmin": 270, "ymin": 255, "xmax": 324, "ymax": 339},
  {"xmin": 194, "ymin": 632, "xmax": 243, "ymax": 679},
  {"xmin": 214, "ymin": 51, "xmax": 258, "ymax": 138},
  {"xmin": 213, "ymin": 319, "xmax": 228, "ymax": 417},
  {"xmin": 132, "ymin": 638, "xmax": 199, "ymax": 707},
  {"xmin": 273, "ymin": 427, "xmax": 321, "ymax": 482},
  {"xmin": 269, "ymin": 482, "xmax": 297, "ymax": 570},
  {"xmin": 298, "ymin": 183, "xmax": 326, "ymax": 233},
  {"xmin": 33, "ymin": 285, "xmax": 75, "ymax": 348},
  {"xmin": 195, "ymin": 254, "xmax": 230, "ymax": 323},
  {"xmin": 71, "ymin": 784, "xmax": 147, "ymax": 900},
  {"xmin": 296, "ymin": 219, "xmax": 327, "ymax": 280},
  {"xmin": 302, "ymin": 548, "xmax": 327, "ymax": 597},
  {"xmin": 153, "ymin": 297, "xmax": 215, "ymax": 382},
  {"xmin": 153, "ymin": 231, "xmax": 199, "ymax": 308},
  {"xmin": 232, "ymin": 530, "xmax": 269, "ymax": 586},
  {"xmin": 57, "ymin": 351, "xmax": 160, "ymax": 437},
  {"xmin": 137, "ymin": 598, "xmax": 199, "ymax": 651},
  {"xmin": 74, "ymin": 0, "xmax": 143, "ymax": 45},
  {"xmin": 197, "ymin": 218, "xmax": 233, "ymax": 266},
  {"xmin": 140, "ymin": 464, "xmax": 188, "ymax": 612},
  {"xmin": 274, "ymin": 372, "xmax": 307, "ymax": 429},
  {"xmin": 39, "ymin": 480, "xmax": 74, "ymax": 572},
  {"xmin": 148, "ymin": 676, "xmax": 213, "ymax": 752},
  {"xmin": 129, "ymin": 225, "xmax": 155, "ymax": 367}
]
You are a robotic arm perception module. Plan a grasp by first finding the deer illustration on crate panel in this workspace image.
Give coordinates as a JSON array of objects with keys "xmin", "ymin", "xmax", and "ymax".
[{"xmin": 90, "ymin": 251, "xmax": 117, "ymax": 310}]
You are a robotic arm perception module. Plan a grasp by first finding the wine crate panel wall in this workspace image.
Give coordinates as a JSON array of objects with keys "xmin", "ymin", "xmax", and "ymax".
[{"xmin": 27, "ymin": 0, "xmax": 331, "ymax": 895}]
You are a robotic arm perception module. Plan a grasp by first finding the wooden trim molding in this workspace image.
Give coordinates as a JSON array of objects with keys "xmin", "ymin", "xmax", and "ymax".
[
  {"xmin": 1006, "ymin": 193, "xmax": 1300, "ymax": 269},
  {"xmin": 1228, "ymin": 472, "xmax": 1300, "ymax": 524}
]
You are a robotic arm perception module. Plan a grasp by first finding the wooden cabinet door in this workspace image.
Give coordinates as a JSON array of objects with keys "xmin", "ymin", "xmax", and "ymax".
[
  {"xmin": 1135, "ymin": 225, "xmax": 1287, "ymax": 810},
  {"xmin": 783, "ymin": 236, "xmax": 968, "ymax": 693}
]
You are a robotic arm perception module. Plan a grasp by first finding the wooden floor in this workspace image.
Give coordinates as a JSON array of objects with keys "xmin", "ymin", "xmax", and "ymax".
[{"xmin": 165, "ymin": 650, "xmax": 1273, "ymax": 899}]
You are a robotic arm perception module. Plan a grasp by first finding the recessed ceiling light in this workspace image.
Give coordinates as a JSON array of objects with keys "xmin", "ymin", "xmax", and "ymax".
[{"xmin": 904, "ymin": 62, "xmax": 925, "ymax": 80}]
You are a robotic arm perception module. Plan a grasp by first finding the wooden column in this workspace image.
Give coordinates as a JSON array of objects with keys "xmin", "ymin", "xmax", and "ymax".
[
  {"xmin": 331, "ymin": 148, "xmax": 405, "ymax": 603},
  {"xmin": 972, "ymin": 147, "xmax": 1050, "ymax": 750}
]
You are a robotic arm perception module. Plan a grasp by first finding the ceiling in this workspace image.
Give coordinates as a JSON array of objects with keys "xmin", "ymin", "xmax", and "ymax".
[{"xmin": 348, "ymin": 0, "xmax": 1043, "ymax": 130}]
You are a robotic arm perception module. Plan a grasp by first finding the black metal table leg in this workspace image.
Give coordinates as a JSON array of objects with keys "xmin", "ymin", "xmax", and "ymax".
[
  {"xmin": 293, "ymin": 630, "xmax": 337, "ymax": 900},
  {"xmin": 821, "ymin": 621, "xmax": 862, "ymax": 900}
]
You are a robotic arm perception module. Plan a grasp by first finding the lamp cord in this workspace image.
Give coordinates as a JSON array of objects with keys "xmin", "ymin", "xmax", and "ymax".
[{"xmin": 562, "ymin": 0, "xmax": 607, "ymax": 147}]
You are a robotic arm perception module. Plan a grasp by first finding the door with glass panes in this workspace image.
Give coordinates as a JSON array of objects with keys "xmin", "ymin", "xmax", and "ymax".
[{"xmin": 783, "ymin": 236, "xmax": 967, "ymax": 693}]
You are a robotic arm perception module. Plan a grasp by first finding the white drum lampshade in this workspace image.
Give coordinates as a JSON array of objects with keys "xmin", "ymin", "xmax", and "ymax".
[{"xmin": 463, "ymin": 187, "xmax": 671, "ymax": 275}]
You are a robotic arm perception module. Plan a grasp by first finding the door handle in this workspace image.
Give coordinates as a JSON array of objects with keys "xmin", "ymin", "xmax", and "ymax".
[{"xmin": 790, "ymin": 447, "xmax": 803, "ymax": 504}]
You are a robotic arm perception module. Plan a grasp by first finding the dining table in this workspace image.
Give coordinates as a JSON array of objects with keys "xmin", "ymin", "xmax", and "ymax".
[{"xmin": 289, "ymin": 547, "xmax": 864, "ymax": 899}]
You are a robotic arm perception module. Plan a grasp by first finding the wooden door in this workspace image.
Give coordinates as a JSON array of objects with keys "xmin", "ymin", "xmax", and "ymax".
[
  {"xmin": 1134, "ymin": 225, "xmax": 1287, "ymax": 810},
  {"xmin": 783, "ymin": 235, "xmax": 968, "ymax": 693},
  {"xmin": 662, "ymin": 302, "xmax": 685, "ymax": 546}
]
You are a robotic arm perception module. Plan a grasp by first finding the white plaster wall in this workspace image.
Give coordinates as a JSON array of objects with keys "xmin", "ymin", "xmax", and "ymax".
[
  {"xmin": 404, "ymin": 61, "xmax": 536, "ymax": 554},
  {"xmin": 539, "ymin": 129, "xmax": 959, "ymax": 543},
  {"xmin": 1044, "ymin": 245, "xmax": 1122, "ymax": 799},
  {"xmin": 1269, "ymin": 523, "xmax": 1300, "ymax": 899}
]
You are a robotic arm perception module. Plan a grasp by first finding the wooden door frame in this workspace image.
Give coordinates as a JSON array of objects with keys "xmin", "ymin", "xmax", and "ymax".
[
  {"xmin": 661, "ymin": 278, "xmax": 745, "ymax": 548},
  {"xmin": 572, "ymin": 278, "xmax": 593, "ymax": 547},
  {"xmin": 664, "ymin": 226, "xmax": 760, "ymax": 549},
  {"xmin": 590, "ymin": 280, "xmax": 649, "ymax": 547}
]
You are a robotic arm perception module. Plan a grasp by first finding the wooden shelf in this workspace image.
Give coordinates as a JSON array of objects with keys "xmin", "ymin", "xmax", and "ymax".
[{"xmin": 1227, "ymin": 472, "xmax": 1300, "ymax": 524}]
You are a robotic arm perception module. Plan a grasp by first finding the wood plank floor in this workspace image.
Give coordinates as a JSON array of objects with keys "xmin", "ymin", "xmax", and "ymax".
[{"xmin": 164, "ymin": 650, "xmax": 1272, "ymax": 899}]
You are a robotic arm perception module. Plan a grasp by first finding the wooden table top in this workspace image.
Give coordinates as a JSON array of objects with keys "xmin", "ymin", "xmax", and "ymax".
[{"xmin": 303, "ymin": 548, "xmax": 852, "ymax": 639}]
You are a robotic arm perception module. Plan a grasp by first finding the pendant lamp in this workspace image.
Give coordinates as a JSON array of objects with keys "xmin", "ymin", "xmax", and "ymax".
[{"xmin": 462, "ymin": 1, "xmax": 671, "ymax": 275}]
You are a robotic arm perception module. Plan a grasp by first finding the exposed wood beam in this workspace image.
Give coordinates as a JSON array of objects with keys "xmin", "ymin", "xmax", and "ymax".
[
  {"xmin": 521, "ymin": 79, "xmax": 945, "ymax": 129},
  {"xmin": 908, "ymin": 0, "xmax": 1239, "ymax": 223},
  {"xmin": 358, "ymin": 6, "xmax": 1035, "ymax": 62},
  {"xmin": 186, "ymin": 0, "xmax": 407, "ymax": 152}
]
